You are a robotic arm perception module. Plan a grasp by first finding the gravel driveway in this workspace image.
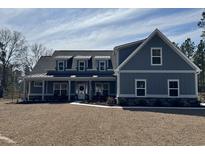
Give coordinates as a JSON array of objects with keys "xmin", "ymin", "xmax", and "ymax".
[{"xmin": 0, "ymin": 100, "xmax": 205, "ymax": 146}]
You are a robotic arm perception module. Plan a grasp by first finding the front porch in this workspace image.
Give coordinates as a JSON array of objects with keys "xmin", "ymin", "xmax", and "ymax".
[{"xmin": 23, "ymin": 76, "xmax": 116, "ymax": 102}]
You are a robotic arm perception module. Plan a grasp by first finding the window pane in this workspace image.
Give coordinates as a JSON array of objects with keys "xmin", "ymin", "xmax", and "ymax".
[
  {"xmin": 99, "ymin": 61, "xmax": 106, "ymax": 70},
  {"xmin": 152, "ymin": 57, "xmax": 161, "ymax": 64},
  {"xmin": 61, "ymin": 84, "xmax": 67, "ymax": 90},
  {"xmin": 96, "ymin": 84, "xmax": 103, "ymax": 93},
  {"xmin": 103, "ymin": 90, "xmax": 108, "ymax": 96},
  {"xmin": 54, "ymin": 84, "xmax": 60, "ymax": 90},
  {"xmin": 79, "ymin": 61, "xmax": 85, "ymax": 70},
  {"xmin": 170, "ymin": 89, "xmax": 178, "ymax": 96},
  {"xmin": 103, "ymin": 84, "xmax": 108, "ymax": 90},
  {"xmin": 58, "ymin": 62, "xmax": 64, "ymax": 70},
  {"xmin": 61, "ymin": 90, "xmax": 67, "ymax": 96},
  {"xmin": 169, "ymin": 81, "xmax": 178, "ymax": 88},
  {"xmin": 137, "ymin": 81, "xmax": 145, "ymax": 88},
  {"xmin": 137, "ymin": 89, "xmax": 145, "ymax": 96},
  {"xmin": 152, "ymin": 49, "xmax": 161, "ymax": 56},
  {"xmin": 54, "ymin": 90, "xmax": 60, "ymax": 96},
  {"xmin": 34, "ymin": 81, "xmax": 42, "ymax": 87}
]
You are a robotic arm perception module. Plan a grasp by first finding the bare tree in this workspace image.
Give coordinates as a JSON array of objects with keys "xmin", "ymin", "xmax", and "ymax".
[
  {"xmin": 23, "ymin": 43, "xmax": 52, "ymax": 74},
  {"xmin": 0, "ymin": 28, "xmax": 27, "ymax": 92}
]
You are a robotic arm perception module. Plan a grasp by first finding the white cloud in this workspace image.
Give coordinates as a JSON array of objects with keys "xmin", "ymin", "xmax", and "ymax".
[{"xmin": 0, "ymin": 8, "xmax": 203, "ymax": 50}]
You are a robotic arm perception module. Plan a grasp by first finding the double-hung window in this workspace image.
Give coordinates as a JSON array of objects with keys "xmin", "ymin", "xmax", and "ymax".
[
  {"xmin": 58, "ymin": 60, "xmax": 64, "ymax": 71},
  {"xmin": 168, "ymin": 80, "xmax": 179, "ymax": 97},
  {"xmin": 99, "ymin": 60, "xmax": 106, "ymax": 71},
  {"xmin": 135, "ymin": 80, "xmax": 146, "ymax": 97},
  {"xmin": 54, "ymin": 83, "xmax": 67, "ymax": 96},
  {"xmin": 78, "ymin": 60, "xmax": 85, "ymax": 71},
  {"xmin": 151, "ymin": 48, "xmax": 162, "ymax": 65}
]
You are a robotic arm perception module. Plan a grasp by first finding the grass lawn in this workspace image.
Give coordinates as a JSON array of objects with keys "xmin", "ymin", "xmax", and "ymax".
[{"xmin": 0, "ymin": 99, "xmax": 205, "ymax": 146}]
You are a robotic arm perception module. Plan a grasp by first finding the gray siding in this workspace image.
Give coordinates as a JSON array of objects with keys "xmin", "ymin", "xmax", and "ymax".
[
  {"xmin": 119, "ymin": 73, "xmax": 196, "ymax": 96},
  {"xmin": 118, "ymin": 45, "xmax": 139, "ymax": 65},
  {"xmin": 121, "ymin": 35, "xmax": 194, "ymax": 70}
]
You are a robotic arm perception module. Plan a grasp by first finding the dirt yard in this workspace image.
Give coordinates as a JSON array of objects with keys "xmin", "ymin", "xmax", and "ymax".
[{"xmin": 0, "ymin": 99, "xmax": 205, "ymax": 146}]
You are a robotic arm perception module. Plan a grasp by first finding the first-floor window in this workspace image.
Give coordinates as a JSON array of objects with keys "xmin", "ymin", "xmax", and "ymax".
[
  {"xmin": 34, "ymin": 81, "xmax": 42, "ymax": 87},
  {"xmin": 168, "ymin": 80, "xmax": 179, "ymax": 97},
  {"xmin": 54, "ymin": 83, "xmax": 67, "ymax": 96},
  {"xmin": 135, "ymin": 80, "xmax": 146, "ymax": 96},
  {"xmin": 95, "ymin": 83, "xmax": 109, "ymax": 96}
]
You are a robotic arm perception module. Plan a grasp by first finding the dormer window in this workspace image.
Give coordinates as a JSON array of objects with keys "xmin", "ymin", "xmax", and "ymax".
[
  {"xmin": 151, "ymin": 48, "xmax": 162, "ymax": 66},
  {"xmin": 78, "ymin": 60, "xmax": 85, "ymax": 71},
  {"xmin": 99, "ymin": 60, "xmax": 106, "ymax": 71},
  {"xmin": 58, "ymin": 60, "xmax": 64, "ymax": 71}
]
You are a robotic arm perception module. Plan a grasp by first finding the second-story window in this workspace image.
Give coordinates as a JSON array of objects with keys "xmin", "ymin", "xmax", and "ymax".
[
  {"xmin": 58, "ymin": 60, "xmax": 64, "ymax": 71},
  {"xmin": 151, "ymin": 48, "xmax": 162, "ymax": 65},
  {"xmin": 78, "ymin": 60, "xmax": 85, "ymax": 71},
  {"xmin": 99, "ymin": 61, "xmax": 106, "ymax": 71}
]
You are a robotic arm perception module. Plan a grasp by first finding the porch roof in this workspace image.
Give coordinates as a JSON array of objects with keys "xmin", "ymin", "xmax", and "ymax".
[{"xmin": 24, "ymin": 73, "xmax": 116, "ymax": 81}]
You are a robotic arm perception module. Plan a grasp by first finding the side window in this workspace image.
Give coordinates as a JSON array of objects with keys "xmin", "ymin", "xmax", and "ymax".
[
  {"xmin": 135, "ymin": 80, "xmax": 146, "ymax": 97},
  {"xmin": 151, "ymin": 48, "xmax": 162, "ymax": 65},
  {"xmin": 168, "ymin": 80, "xmax": 179, "ymax": 97},
  {"xmin": 58, "ymin": 60, "xmax": 64, "ymax": 71}
]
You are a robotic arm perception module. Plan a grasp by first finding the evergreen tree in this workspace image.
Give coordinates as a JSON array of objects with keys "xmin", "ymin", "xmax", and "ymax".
[
  {"xmin": 194, "ymin": 40, "xmax": 205, "ymax": 88},
  {"xmin": 180, "ymin": 38, "xmax": 195, "ymax": 59}
]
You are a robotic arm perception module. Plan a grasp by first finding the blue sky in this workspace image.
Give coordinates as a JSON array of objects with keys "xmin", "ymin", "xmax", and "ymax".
[{"xmin": 0, "ymin": 8, "xmax": 203, "ymax": 50}]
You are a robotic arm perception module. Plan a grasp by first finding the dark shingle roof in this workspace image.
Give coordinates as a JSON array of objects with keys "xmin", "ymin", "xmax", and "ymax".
[{"xmin": 31, "ymin": 56, "xmax": 55, "ymax": 75}]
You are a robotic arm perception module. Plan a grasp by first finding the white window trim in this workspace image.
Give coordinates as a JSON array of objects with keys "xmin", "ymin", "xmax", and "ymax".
[
  {"xmin": 135, "ymin": 79, "xmax": 147, "ymax": 97},
  {"xmin": 168, "ymin": 79, "xmax": 180, "ymax": 97},
  {"xmin": 78, "ymin": 60, "xmax": 86, "ymax": 71},
  {"xmin": 34, "ymin": 81, "xmax": 42, "ymax": 88},
  {"xmin": 95, "ymin": 82, "xmax": 110, "ymax": 95},
  {"xmin": 151, "ymin": 47, "xmax": 162, "ymax": 66},
  {"xmin": 53, "ymin": 83, "xmax": 68, "ymax": 95},
  {"xmin": 99, "ymin": 60, "xmax": 106, "ymax": 71},
  {"xmin": 57, "ymin": 60, "xmax": 64, "ymax": 71}
]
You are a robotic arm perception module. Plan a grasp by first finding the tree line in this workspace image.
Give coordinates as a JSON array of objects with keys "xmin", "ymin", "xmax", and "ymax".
[
  {"xmin": 0, "ymin": 28, "xmax": 52, "ymax": 97},
  {"xmin": 173, "ymin": 10, "xmax": 205, "ymax": 91}
]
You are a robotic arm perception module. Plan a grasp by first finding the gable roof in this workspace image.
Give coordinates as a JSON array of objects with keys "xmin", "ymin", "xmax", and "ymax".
[{"xmin": 115, "ymin": 29, "xmax": 201, "ymax": 73}]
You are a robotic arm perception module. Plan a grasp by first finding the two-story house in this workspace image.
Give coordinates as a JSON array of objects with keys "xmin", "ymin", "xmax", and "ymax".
[{"xmin": 23, "ymin": 29, "xmax": 201, "ymax": 105}]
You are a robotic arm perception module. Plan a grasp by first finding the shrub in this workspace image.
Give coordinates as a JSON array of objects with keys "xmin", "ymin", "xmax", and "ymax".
[
  {"xmin": 161, "ymin": 102, "xmax": 172, "ymax": 107},
  {"xmin": 138, "ymin": 99, "xmax": 147, "ymax": 106},
  {"xmin": 106, "ymin": 97, "xmax": 116, "ymax": 106},
  {"xmin": 118, "ymin": 98, "xmax": 128, "ymax": 106},
  {"xmin": 154, "ymin": 100, "xmax": 162, "ymax": 107}
]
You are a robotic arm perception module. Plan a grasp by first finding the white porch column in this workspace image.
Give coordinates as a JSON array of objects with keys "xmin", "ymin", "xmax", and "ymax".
[
  {"xmin": 28, "ymin": 80, "xmax": 31, "ymax": 101},
  {"xmin": 68, "ymin": 80, "xmax": 71, "ymax": 101},
  {"xmin": 89, "ymin": 80, "xmax": 92, "ymax": 100},
  {"xmin": 42, "ymin": 80, "xmax": 45, "ymax": 101}
]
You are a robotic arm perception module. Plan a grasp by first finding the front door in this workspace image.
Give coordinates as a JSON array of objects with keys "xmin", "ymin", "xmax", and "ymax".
[{"xmin": 77, "ymin": 83, "xmax": 86, "ymax": 100}]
